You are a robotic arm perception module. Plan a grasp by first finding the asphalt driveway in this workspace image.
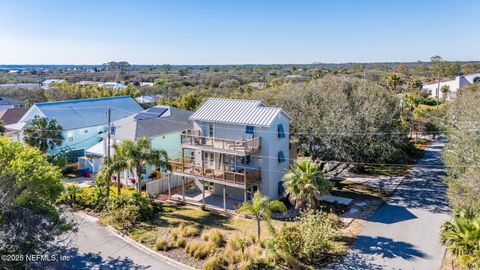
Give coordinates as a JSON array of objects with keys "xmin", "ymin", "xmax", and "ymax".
[
  {"xmin": 328, "ymin": 139, "xmax": 451, "ymax": 270},
  {"xmin": 40, "ymin": 212, "xmax": 185, "ymax": 270}
]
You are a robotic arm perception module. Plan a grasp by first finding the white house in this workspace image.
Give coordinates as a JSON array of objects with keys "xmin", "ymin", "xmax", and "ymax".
[
  {"xmin": 423, "ymin": 73, "xmax": 480, "ymax": 100},
  {"xmin": 41, "ymin": 79, "xmax": 65, "ymax": 89},
  {"xmin": 10, "ymin": 96, "xmax": 143, "ymax": 157},
  {"xmin": 166, "ymin": 98, "xmax": 291, "ymax": 210}
]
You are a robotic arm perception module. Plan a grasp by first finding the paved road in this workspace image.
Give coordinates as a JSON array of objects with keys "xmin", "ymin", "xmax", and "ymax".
[
  {"xmin": 41, "ymin": 212, "xmax": 185, "ymax": 270},
  {"xmin": 328, "ymin": 139, "xmax": 451, "ymax": 270}
]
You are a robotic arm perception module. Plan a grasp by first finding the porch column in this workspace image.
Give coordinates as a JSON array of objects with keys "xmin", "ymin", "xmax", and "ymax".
[
  {"xmin": 223, "ymin": 185, "xmax": 226, "ymax": 210},
  {"xmin": 244, "ymin": 188, "xmax": 247, "ymax": 203},
  {"xmin": 167, "ymin": 174, "xmax": 171, "ymax": 198},
  {"xmin": 182, "ymin": 176, "xmax": 185, "ymax": 201},
  {"xmin": 202, "ymin": 180, "xmax": 205, "ymax": 205}
]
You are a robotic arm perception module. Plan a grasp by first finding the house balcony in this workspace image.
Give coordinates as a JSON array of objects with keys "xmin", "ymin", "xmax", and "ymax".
[
  {"xmin": 168, "ymin": 157, "xmax": 261, "ymax": 188},
  {"xmin": 180, "ymin": 131, "xmax": 260, "ymax": 155}
]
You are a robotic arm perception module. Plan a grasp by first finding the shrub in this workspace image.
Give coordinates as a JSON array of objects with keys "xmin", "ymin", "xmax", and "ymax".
[
  {"xmin": 155, "ymin": 238, "xmax": 169, "ymax": 251},
  {"xmin": 185, "ymin": 240, "xmax": 203, "ymax": 256},
  {"xmin": 202, "ymin": 229, "xmax": 224, "ymax": 247},
  {"xmin": 183, "ymin": 225, "xmax": 200, "ymax": 237},
  {"xmin": 273, "ymin": 210, "xmax": 336, "ymax": 266},
  {"xmin": 106, "ymin": 193, "xmax": 161, "ymax": 228},
  {"xmin": 203, "ymin": 251, "xmax": 226, "ymax": 270},
  {"xmin": 176, "ymin": 236, "xmax": 187, "ymax": 248},
  {"xmin": 186, "ymin": 240, "xmax": 216, "ymax": 259},
  {"xmin": 170, "ymin": 228, "xmax": 180, "ymax": 240}
]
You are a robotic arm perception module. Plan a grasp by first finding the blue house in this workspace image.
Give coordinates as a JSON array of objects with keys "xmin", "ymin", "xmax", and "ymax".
[{"xmin": 15, "ymin": 96, "xmax": 143, "ymax": 156}]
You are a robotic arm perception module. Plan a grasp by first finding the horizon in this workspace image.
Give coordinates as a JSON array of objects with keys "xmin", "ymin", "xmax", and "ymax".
[{"xmin": 1, "ymin": 0, "xmax": 479, "ymax": 65}]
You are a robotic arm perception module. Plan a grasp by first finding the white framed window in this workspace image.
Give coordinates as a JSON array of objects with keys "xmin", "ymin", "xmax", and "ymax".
[{"xmin": 67, "ymin": 131, "xmax": 74, "ymax": 142}]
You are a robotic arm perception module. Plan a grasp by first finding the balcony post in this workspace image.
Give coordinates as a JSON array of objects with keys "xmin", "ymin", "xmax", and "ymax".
[
  {"xmin": 182, "ymin": 176, "xmax": 185, "ymax": 201},
  {"xmin": 244, "ymin": 187, "xmax": 247, "ymax": 202},
  {"xmin": 223, "ymin": 184, "xmax": 226, "ymax": 210},
  {"xmin": 202, "ymin": 180, "xmax": 205, "ymax": 205},
  {"xmin": 181, "ymin": 148, "xmax": 185, "ymax": 173}
]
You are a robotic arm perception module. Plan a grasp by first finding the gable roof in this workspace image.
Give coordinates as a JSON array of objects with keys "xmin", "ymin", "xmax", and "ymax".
[
  {"xmin": 29, "ymin": 96, "xmax": 143, "ymax": 130},
  {"xmin": 0, "ymin": 96, "xmax": 24, "ymax": 106},
  {"xmin": 190, "ymin": 98, "xmax": 290, "ymax": 127},
  {"xmin": 0, "ymin": 107, "xmax": 29, "ymax": 125},
  {"xmin": 113, "ymin": 106, "xmax": 192, "ymax": 140}
]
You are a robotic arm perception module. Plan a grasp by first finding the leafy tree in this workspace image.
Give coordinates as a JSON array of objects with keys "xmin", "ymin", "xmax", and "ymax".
[
  {"xmin": 283, "ymin": 160, "xmax": 333, "ymax": 210},
  {"xmin": 0, "ymin": 120, "xmax": 5, "ymax": 134},
  {"xmin": 407, "ymin": 79, "xmax": 423, "ymax": 91},
  {"xmin": 237, "ymin": 192, "xmax": 287, "ymax": 241},
  {"xmin": 260, "ymin": 77, "xmax": 411, "ymax": 173},
  {"xmin": 23, "ymin": 117, "xmax": 64, "ymax": 153},
  {"xmin": 0, "ymin": 137, "xmax": 73, "ymax": 267}
]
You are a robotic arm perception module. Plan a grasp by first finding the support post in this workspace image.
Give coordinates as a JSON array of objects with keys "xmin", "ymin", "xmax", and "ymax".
[
  {"xmin": 202, "ymin": 180, "xmax": 205, "ymax": 205},
  {"xmin": 223, "ymin": 185, "xmax": 226, "ymax": 210},
  {"xmin": 244, "ymin": 188, "xmax": 247, "ymax": 202},
  {"xmin": 182, "ymin": 177, "xmax": 185, "ymax": 201},
  {"xmin": 167, "ymin": 174, "xmax": 171, "ymax": 198}
]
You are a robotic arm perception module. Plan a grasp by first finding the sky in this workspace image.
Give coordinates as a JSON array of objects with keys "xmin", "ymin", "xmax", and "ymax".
[{"xmin": 0, "ymin": 0, "xmax": 479, "ymax": 65}]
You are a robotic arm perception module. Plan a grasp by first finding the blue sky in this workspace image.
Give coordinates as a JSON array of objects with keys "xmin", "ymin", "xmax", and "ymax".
[{"xmin": 0, "ymin": 0, "xmax": 478, "ymax": 64}]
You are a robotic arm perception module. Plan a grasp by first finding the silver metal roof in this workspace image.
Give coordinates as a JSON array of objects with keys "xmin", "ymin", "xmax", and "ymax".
[{"xmin": 190, "ymin": 98, "xmax": 289, "ymax": 127}]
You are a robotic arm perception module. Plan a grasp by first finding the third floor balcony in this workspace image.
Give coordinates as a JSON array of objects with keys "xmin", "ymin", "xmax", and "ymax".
[{"xmin": 180, "ymin": 131, "xmax": 261, "ymax": 155}]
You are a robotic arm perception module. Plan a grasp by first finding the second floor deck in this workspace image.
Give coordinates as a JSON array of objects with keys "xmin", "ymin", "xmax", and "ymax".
[
  {"xmin": 180, "ymin": 131, "xmax": 261, "ymax": 155},
  {"xmin": 168, "ymin": 157, "xmax": 261, "ymax": 187}
]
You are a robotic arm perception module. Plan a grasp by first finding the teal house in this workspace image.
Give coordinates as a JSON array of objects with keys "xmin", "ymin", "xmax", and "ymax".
[{"xmin": 82, "ymin": 106, "xmax": 192, "ymax": 183}]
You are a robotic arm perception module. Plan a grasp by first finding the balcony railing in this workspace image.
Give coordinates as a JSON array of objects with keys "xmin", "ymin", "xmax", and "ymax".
[
  {"xmin": 168, "ymin": 158, "xmax": 261, "ymax": 186},
  {"xmin": 180, "ymin": 132, "xmax": 260, "ymax": 154}
]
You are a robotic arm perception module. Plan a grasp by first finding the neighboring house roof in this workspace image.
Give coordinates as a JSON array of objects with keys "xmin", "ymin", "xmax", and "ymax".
[
  {"xmin": 190, "ymin": 98, "xmax": 290, "ymax": 127},
  {"xmin": 23, "ymin": 96, "xmax": 143, "ymax": 130},
  {"xmin": 0, "ymin": 96, "xmax": 24, "ymax": 106},
  {"xmin": 0, "ymin": 107, "xmax": 29, "ymax": 125},
  {"xmin": 113, "ymin": 106, "xmax": 192, "ymax": 141}
]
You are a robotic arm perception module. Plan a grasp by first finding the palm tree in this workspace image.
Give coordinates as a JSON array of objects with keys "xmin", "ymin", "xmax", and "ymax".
[
  {"xmin": 237, "ymin": 192, "xmax": 287, "ymax": 241},
  {"xmin": 441, "ymin": 211, "xmax": 480, "ymax": 269},
  {"xmin": 386, "ymin": 74, "xmax": 404, "ymax": 93},
  {"xmin": 23, "ymin": 117, "xmax": 64, "ymax": 153},
  {"xmin": 283, "ymin": 160, "xmax": 333, "ymax": 210},
  {"xmin": 113, "ymin": 137, "xmax": 169, "ymax": 195}
]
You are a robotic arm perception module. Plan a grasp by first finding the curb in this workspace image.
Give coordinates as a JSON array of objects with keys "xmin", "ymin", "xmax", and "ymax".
[{"xmin": 74, "ymin": 211, "xmax": 199, "ymax": 270}]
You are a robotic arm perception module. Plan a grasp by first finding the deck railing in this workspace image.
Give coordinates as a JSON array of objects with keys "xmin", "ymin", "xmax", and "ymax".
[
  {"xmin": 168, "ymin": 158, "xmax": 261, "ymax": 186},
  {"xmin": 180, "ymin": 132, "xmax": 260, "ymax": 154}
]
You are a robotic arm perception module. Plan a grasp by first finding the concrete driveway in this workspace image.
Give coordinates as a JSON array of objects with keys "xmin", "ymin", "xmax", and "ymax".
[
  {"xmin": 41, "ymin": 212, "xmax": 186, "ymax": 270},
  {"xmin": 327, "ymin": 139, "xmax": 451, "ymax": 270}
]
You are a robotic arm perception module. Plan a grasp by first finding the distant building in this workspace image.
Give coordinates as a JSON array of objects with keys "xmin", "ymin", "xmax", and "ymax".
[
  {"xmin": 247, "ymin": 82, "xmax": 266, "ymax": 89},
  {"xmin": 140, "ymin": 82, "xmax": 155, "ymax": 87},
  {"xmin": 99, "ymin": 82, "xmax": 126, "ymax": 89},
  {"xmin": 135, "ymin": 94, "xmax": 165, "ymax": 104},
  {"xmin": 41, "ymin": 79, "xmax": 65, "ymax": 89},
  {"xmin": 0, "ymin": 83, "xmax": 40, "ymax": 90},
  {"xmin": 423, "ymin": 73, "xmax": 480, "ymax": 100},
  {"xmin": 0, "ymin": 97, "xmax": 25, "ymax": 110}
]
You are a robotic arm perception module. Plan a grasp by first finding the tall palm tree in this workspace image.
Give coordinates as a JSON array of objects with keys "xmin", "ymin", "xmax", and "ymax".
[
  {"xmin": 441, "ymin": 211, "xmax": 480, "ymax": 269},
  {"xmin": 283, "ymin": 160, "xmax": 333, "ymax": 210},
  {"xmin": 237, "ymin": 192, "xmax": 287, "ymax": 241},
  {"xmin": 23, "ymin": 117, "xmax": 64, "ymax": 153},
  {"xmin": 114, "ymin": 137, "xmax": 169, "ymax": 195}
]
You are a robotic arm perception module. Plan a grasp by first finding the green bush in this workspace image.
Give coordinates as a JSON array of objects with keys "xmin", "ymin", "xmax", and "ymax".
[
  {"xmin": 107, "ymin": 193, "xmax": 161, "ymax": 224},
  {"xmin": 272, "ymin": 211, "xmax": 336, "ymax": 266}
]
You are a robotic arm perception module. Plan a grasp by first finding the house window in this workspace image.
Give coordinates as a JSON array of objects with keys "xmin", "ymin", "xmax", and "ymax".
[
  {"xmin": 245, "ymin": 126, "xmax": 255, "ymax": 135},
  {"xmin": 278, "ymin": 151, "xmax": 286, "ymax": 163},
  {"xmin": 208, "ymin": 124, "xmax": 214, "ymax": 137},
  {"xmin": 277, "ymin": 124, "xmax": 285, "ymax": 139},
  {"xmin": 83, "ymin": 129, "xmax": 89, "ymax": 134},
  {"xmin": 67, "ymin": 131, "xmax": 74, "ymax": 142}
]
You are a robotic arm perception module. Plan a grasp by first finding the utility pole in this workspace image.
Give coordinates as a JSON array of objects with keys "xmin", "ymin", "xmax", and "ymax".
[{"xmin": 106, "ymin": 107, "xmax": 111, "ymax": 197}]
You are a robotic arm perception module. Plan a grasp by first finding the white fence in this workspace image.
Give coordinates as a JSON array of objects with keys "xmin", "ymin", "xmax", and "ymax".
[{"xmin": 146, "ymin": 174, "xmax": 184, "ymax": 196}]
